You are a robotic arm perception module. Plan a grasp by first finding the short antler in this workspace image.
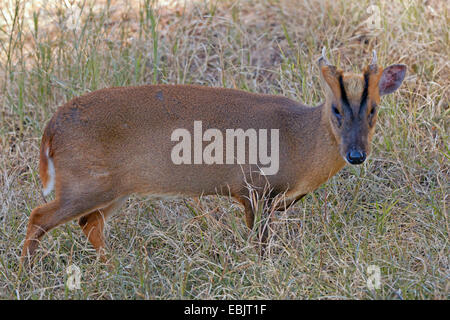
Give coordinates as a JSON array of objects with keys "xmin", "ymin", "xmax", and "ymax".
[
  {"xmin": 366, "ymin": 49, "xmax": 378, "ymax": 73},
  {"xmin": 318, "ymin": 47, "xmax": 333, "ymax": 66},
  {"xmin": 370, "ymin": 50, "xmax": 377, "ymax": 66}
]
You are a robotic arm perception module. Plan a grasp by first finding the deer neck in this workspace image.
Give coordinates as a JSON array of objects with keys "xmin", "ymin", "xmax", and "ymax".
[{"xmin": 286, "ymin": 101, "xmax": 346, "ymax": 197}]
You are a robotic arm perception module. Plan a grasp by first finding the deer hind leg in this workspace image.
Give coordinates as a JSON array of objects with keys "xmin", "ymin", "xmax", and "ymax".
[
  {"xmin": 78, "ymin": 196, "xmax": 127, "ymax": 261},
  {"xmin": 21, "ymin": 192, "xmax": 119, "ymax": 265},
  {"xmin": 21, "ymin": 200, "xmax": 60, "ymax": 263}
]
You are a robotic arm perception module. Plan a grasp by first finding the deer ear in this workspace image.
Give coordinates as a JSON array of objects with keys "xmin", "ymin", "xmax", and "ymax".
[
  {"xmin": 319, "ymin": 65, "xmax": 342, "ymax": 99},
  {"xmin": 379, "ymin": 64, "xmax": 406, "ymax": 96}
]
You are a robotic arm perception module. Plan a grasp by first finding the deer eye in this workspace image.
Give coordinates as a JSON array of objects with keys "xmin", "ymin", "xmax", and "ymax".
[
  {"xmin": 369, "ymin": 105, "xmax": 377, "ymax": 119},
  {"xmin": 332, "ymin": 105, "xmax": 339, "ymax": 115},
  {"xmin": 332, "ymin": 105, "xmax": 342, "ymax": 118},
  {"xmin": 368, "ymin": 104, "xmax": 377, "ymax": 126},
  {"xmin": 332, "ymin": 105, "xmax": 342, "ymax": 126}
]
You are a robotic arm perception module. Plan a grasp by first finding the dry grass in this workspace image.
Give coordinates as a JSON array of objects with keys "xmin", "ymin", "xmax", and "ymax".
[{"xmin": 0, "ymin": 0, "xmax": 448, "ymax": 299}]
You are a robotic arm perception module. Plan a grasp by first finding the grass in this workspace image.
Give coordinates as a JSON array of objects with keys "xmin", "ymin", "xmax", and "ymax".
[{"xmin": 0, "ymin": 0, "xmax": 448, "ymax": 299}]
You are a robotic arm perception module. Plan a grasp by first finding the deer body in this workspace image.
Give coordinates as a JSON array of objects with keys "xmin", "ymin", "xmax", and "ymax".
[
  {"xmin": 22, "ymin": 50, "xmax": 406, "ymax": 263},
  {"xmin": 44, "ymin": 85, "xmax": 342, "ymax": 198}
]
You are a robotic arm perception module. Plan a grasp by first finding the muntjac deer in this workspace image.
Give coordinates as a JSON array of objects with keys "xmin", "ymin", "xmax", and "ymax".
[{"xmin": 22, "ymin": 49, "xmax": 406, "ymax": 264}]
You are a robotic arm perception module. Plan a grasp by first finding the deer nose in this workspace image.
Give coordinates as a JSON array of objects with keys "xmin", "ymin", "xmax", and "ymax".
[{"xmin": 346, "ymin": 149, "xmax": 366, "ymax": 165}]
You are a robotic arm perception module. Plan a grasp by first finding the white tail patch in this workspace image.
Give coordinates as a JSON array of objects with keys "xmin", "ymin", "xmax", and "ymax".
[{"xmin": 43, "ymin": 147, "xmax": 55, "ymax": 196}]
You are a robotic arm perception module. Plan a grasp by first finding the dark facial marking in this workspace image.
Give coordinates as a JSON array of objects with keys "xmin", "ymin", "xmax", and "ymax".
[
  {"xmin": 338, "ymin": 75, "xmax": 352, "ymax": 116},
  {"xmin": 358, "ymin": 72, "xmax": 370, "ymax": 116}
]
